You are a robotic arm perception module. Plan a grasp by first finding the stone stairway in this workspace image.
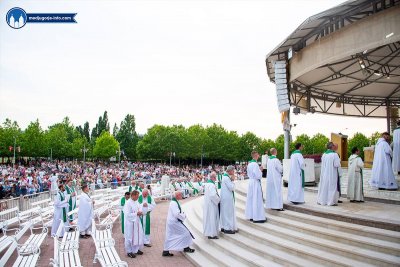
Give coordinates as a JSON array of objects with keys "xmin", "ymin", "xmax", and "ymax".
[{"xmin": 183, "ymin": 186, "xmax": 400, "ymax": 267}]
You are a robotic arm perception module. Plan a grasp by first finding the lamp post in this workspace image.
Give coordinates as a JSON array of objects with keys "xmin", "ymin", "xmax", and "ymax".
[
  {"xmin": 200, "ymin": 144, "xmax": 204, "ymax": 167},
  {"xmin": 13, "ymin": 136, "xmax": 16, "ymax": 165}
]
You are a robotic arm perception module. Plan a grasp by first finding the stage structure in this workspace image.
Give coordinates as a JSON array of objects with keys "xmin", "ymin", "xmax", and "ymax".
[{"xmin": 265, "ymin": 0, "xmax": 400, "ymax": 158}]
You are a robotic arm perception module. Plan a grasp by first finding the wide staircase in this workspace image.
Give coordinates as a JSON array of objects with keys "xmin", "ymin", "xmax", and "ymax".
[{"xmin": 183, "ymin": 185, "xmax": 400, "ymax": 267}]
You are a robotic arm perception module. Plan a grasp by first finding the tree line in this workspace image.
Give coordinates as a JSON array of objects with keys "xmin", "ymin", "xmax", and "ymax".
[{"xmin": 0, "ymin": 111, "xmax": 380, "ymax": 163}]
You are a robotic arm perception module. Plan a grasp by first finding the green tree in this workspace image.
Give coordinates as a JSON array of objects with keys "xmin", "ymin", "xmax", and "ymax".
[
  {"xmin": 93, "ymin": 131, "xmax": 119, "ymax": 159},
  {"xmin": 91, "ymin": 111, "xmax": 110, "ymax": 140},
  {"xmin": 76, "ymin": 121, "xmax": 91, "ymax": 142},
  {"xmin": 205, "ymin": 124, "xmax": 229, "ymax": 162},
  {"xmin": 186, "ymin": 125, "xmax": 209, "ymax": 160},
  {"xmin": 274, "ymin": 134, "xmax": 285, "ymax": 159},
  {"xmin": 20, "ymin": 119, "xmax": 47, "ymax": 157},
  {"xmin": 369, "ymin": 132, "xmax": 381, "ymax": 146},
  {"xmin": 348, "ymin": 132, "xmax": 369, "ymax": 159},
  {"xmin": 309, "ymin": 133, "xmax": 330, "ymax": 154},
  {"xmin": 0, "ymin": 119, "xmax": 22, "ymax": 157},
  {"xmin": 293, "ymin": 134, "xmax": 312, "ymax": 155},
  {"xmin": 259, "ymin": 138, "xmax": 275, "ymax": 155},
  {"xmin": 238, "ymin": 132, "xmax": 261, "ymax": 161},
  {"xmin": 136, "ymin": 125, "xmax": 169, "ymax": 160},
  {"xmin": 115, "ymin": 114, "xmax": 138, "ymax": 160}
]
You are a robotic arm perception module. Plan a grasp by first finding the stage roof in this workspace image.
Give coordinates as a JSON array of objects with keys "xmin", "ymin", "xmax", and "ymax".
[{"xmin": 266, "ymin": 0, "xmax": 400, "ymax": 118}]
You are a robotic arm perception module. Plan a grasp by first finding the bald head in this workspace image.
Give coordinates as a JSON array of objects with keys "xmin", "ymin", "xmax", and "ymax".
[
  {"xmin": 174, "ymin": 190, "xmax": 182, "ymax": 200},
  {"xmin": 210, "ymin": 172, "xmax": 217, "ymax": 181}
]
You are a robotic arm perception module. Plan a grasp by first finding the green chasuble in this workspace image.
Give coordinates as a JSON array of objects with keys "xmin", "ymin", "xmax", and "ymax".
[
  {"xmin": 138, "ymin": 195, "xmax": 153, "ymax": 235},
  {"xmin": 217, "ymin": 174, "xmax": 222, "ymax": 189},
  {"xmin": 65, "ymin": 185, "xmax": 76, "ymax": 221},
  {"xmin": 292, "ymin": 150, "xmax": 305, "ymax": 188},
  {"xmin": 172, "ymin": 197, "xmax": 182, "ymax": 213},
  {"xmin": 120, "ymin": 197, "xmax": 127, "ymax": 234},
  {"xmin": 59, "ymin": 192, "xmax": 67, "ymax": 223},
  {"xmin": 185, "ymin": 181, "xmax": 199, "ymax": 195},
  {"xmin": 357, "ymin": 156, "xmax": 364, "ymax": 196}
]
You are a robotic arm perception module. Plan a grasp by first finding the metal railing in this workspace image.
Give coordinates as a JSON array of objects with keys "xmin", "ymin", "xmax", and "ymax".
[{"xmin": 0, "ymin": 178, "xmax": 165, "ymax": 215}]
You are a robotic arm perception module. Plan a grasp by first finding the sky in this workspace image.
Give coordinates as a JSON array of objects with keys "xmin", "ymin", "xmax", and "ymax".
[{"xmin": 0, "ymin": 0, "xmax": 387, "ymax": 140}]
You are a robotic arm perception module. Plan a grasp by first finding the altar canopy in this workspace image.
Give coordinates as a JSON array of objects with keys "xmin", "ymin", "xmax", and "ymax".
[{"xmin": 266, "ymin": 0, "xmax": 400, "ymax": 131}]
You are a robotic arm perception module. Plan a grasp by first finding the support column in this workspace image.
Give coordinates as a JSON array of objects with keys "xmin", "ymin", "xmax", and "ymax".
[
  {"xmin": 284, "ymin": 111, "xmax": 290, "ymax": 159},
  {"xmin": 386, "ymin": 99, "xmax": 391, "ymax": 133}
]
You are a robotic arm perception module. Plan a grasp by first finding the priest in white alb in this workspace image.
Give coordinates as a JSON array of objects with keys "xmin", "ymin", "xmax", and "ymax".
[
  {"xmin": 162, "ymin": 191, "xmax": 195, "ymax": 257},
  {"xmin": 347, "ymin": 147, "xmax": 364, "ymax": 202},
  {"xmin": 393, "ymin": 121, "xmax": 400, "ymax": 175},
  {"xmin": 265, "ymin": 148, "xmax": 284, "ymax": 211},
  {"xmin": 51, "ymin": 184, "xmax": 70, "ymax": 237},
  {"xmin": 220, "ymin": 165, "xmax": 237, "ymax": 234},
  {"xmin": 203, "ymin": 172, "xmax": 220, "ymax": 239},
  {"xmin": 65, "ymin": 179, "xmax": 77, "ymax": 223},
  {"xmin": 124, "ymin": 190, "xmax": 144, "ymax": 258},
  {"xmin": 120, "ymin": 192, "xmax": 130, "ymax": 234},
  {"xmin": 370, "ymin": 132, "xmax": 398, "ymax": 190},
  {"xmin": 77, "ymin": 184, "xmax": 94, "ymax": 239},
  {"xmin": 317, "ymin": 142, "xmax": 341, "ymax": 206},
  {"xmin": 245, "ymin": 151, "xmax": 266, "ymax": 223},
  {"xmin": 287, "ymin": 143, "xmax": 305, "ymax": 204},
  {"xmin": 138, "ymin": 189, "xmax": 156, "ymax": 247}
]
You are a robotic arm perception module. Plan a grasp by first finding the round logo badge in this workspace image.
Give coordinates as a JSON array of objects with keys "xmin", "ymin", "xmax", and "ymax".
[{"xmin": 6, "ymin": 7, "xmax": 27, "ymax": 29}]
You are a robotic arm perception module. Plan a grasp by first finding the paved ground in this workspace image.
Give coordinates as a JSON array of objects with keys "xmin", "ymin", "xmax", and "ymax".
[{"xmin": 3, "ymin": 197, "xmax": 196, "ymax": 267}]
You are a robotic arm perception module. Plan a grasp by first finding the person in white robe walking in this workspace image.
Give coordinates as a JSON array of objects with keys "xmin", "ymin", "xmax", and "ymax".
[
  {"xmin": 288, "ymin": 143, "xmax": 305, "ymax": 204},
  {"xmin": 162, "ymin": 191, "xmax": 195, "ymax": 257},
  {"xmin": 65, "ymin": 179, "xmax": 77, "ymax": 223},
  {"xmin": 49, "ymin": 172, "xmax": 58, "ymax": 196},
  {"xmin": 51, "ymin": 184, "xmax": 70, "ymax": 237},
  {"xmin": 347, "ymin": 147, "xmax": 364, "ymax": 202},
  {"xmin": 124, "ymin": 190, "xmax": 144, "ymax": 258},
  {"xmin": 317, "ymin": 142, "xmax": 341, "ymax": 206},
  {"xmin": 265, "ymin": 148, "xmax": 284, "ymax": 211},
  {"xmin": 393, "ymin": 121, "xmax": 400, "ymax": 175},
  {"xmin": 203, "ymin": 172, "xmax": 220, "ymax": 239},
  {"xmin": 138, "ymin": 189, "xmax": 156, "ymax": 247},
  {"xmin": 77, "ymin": 184, "xmax": 94, "ymax": 238},
  {"xmin": 370, "ymin": 133, "xmax": 398, "ymax": 190},
  {"xmin": 246, "ymin": 151, "xmax": 266, "ymax": 223},
  {"xmin": 120, "ymin": 192, "xmax": 130, "ymax": 234},
  {"xmin": 220, "ymin": 165, "xmax": 238, "ymax": 234}
]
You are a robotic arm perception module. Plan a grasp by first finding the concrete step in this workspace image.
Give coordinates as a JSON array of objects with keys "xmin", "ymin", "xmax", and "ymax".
[
  {"xmin": 191, "ymin": 199, "xmax": 384, "ymax": 267},
  {"xmin": 234, "ymin": 193, "xmax": 400, "ymax": 256},
  {"xmin": 184, "ymin": 246, "xmax": 220, "ymax": 267},
  {"xmin": 270, "ymin": 206, "xmax": 400, "ymax": 243},
  {"xmin": 235, "ymin": 183, "xmax": 400, "ymax": 232},
  {"xmin": 184, "ymin": 230, "xmax": 234, "ymax": 267},
  {"xmin": 234, "ymin": 184, "xmax": 400, "ymax": 242},
  {"xmin": 185, "ymin": 201, "xmax": 282, "ymax": 267},
  {"xmin": 235, "ymin": 202, "xmax": 400, "ymax": 267},
  {"xmin": 236, "ymin": 199, "xmax": 400, "ymax": 266},
  {"xmin": 190, "ymin": 201, "xmax": 323, "ymax": 267}
]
